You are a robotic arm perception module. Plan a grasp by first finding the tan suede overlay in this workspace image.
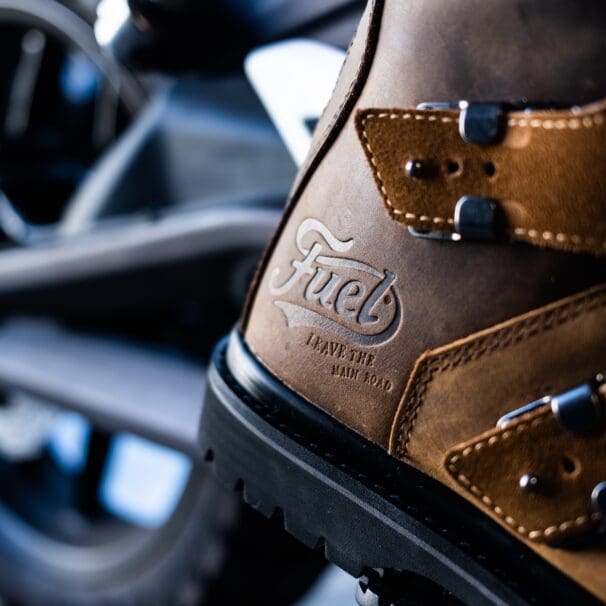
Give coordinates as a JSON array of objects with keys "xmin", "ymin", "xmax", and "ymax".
[
  {"xmin": 355, "ymin": 103, "xmax": 606, "ymax": 256},
  {"xmin": 389, "ymin": 283, "xmax": 606, "ymax": 600},
  {"xmin": 445, "ymin": 405, "xmax": 603, "ymax": 545},
  {"xmin": 392, "ymin": 283, "xmax": 606, "ymax": 465}
]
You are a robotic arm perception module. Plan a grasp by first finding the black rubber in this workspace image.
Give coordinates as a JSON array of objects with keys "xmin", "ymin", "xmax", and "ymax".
[{"xmin": 200, "ymin": 332, "xmax": 601, "ymax": 606}]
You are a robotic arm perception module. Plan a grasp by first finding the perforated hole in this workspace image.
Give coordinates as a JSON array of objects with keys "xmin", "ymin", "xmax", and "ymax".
[
  {"xmin": 484, "ymin": 161, "xmax": 496, "ymax": 177},
  {"xmin": 561, "ymin": 455, "xmax": 579, "ymax": 476},
  {"xmin": 445, "ymin": 159, "xmax": 460, "ymax": 175}
]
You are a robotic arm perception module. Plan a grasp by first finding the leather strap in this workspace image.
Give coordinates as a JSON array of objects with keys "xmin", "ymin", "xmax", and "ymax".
[
  {"xmin": 355, "ymin": 101, "xmax": 606, "ymax": 256},
  {"xmin": 391, "ymin": 283, "xmax": 606, "ymax": 465},
  {"xmin": 444, "ymin": 400, "xmax": 605, "ymax": 544}
]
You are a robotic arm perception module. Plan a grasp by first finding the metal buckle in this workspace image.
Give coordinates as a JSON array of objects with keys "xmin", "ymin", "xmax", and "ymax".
[
  {"xmin": 407, "ymin": 101, "xmax": 503, "ymax": 244},
  {"xmin": 498, "ymin": 373, "xmax": 606, "ymax": 521},
  {"xmin": 408, "ymin": 100, "xmax": 569, "ymax": 244},
  {"xmin": 497, "ymin": 372, "xmax": 605, "ymax": 434}
]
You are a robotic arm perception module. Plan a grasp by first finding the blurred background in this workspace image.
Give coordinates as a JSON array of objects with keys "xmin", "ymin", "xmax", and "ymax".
[{"xmin": 0, "ymin": 0, "xmax": 369, "ymax": 604}]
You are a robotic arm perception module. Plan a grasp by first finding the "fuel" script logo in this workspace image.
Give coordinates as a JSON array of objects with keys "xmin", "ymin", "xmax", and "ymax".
[{"xmin": 269, "ymin": 218, "xmax": 401, "ymax": 346}]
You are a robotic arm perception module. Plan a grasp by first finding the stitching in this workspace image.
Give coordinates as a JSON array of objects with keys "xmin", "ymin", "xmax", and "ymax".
[
  {"xmin": 243, "ymin": 0, "xmax": 384, "ymax": 329},
  {"xmin": 446, "ymin": 411, "xmax": 602, "ymax": 541},
  {"xmin": 359, "ymin": 113, "xmax": 455, "ymax": 226},
  {"xmin": 307, "ymin": 35, "xmax": 356, "ymax": 161},
  {"xmin": 394, "ymin": 286, "xmax": 606, "ymax": 458},
  {"xmin": 219, "ymin": 347, "xmax": 539, "ymax": 598},
  {"xmin": 512, "ymin": 227, "xmax": 606, "ymax": 250},
  {"xmin": 507, "ymin": 113, "xmax": 604, "ymax": 129},
  {"xmin": 359, "ymin": 109, "xmax": 606, "ymax": 249}
]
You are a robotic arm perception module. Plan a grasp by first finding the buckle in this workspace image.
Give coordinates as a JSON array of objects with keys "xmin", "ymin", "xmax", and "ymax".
[
  {"xmin": 497, "ymin": 371, "xmax": 605, "ymax": 434},
  {"xmin": 408, "ymin": 100, "xmax": 570, "ymax": 244},
  {"xmin": 496, "ymin": 373, "xmax": 606, "ymax": 525}
]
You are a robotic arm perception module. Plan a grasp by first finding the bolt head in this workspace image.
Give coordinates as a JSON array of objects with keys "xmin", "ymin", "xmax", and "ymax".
[
  {"xmin": 519, "ymin": 473, "xmax": 540, "ymax": 493},
  {"xmin": 405, "ymin": 159, "xmax": 425, "ymax": 179}
]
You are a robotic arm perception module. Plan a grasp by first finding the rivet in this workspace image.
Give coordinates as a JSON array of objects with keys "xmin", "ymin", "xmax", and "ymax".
[
  {"xmin": 592, "ymin": 482, "xmax": 606, "ymax": 517},
  {"xmin": 405, "ymin": 159, "xmax": 425, "ymax": 179},
  {"xmin": 519, "ymin": 473, "xmax": 540, "ymax": 493}
]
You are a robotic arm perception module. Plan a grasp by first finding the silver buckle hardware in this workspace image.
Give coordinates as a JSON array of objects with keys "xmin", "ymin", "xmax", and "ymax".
[{"xmin": 497, "ymin": 371, "xmax": 605, "ymax": 435}]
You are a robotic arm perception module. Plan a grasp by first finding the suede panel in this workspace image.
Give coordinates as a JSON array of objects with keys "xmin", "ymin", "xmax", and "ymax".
[
  {"xmin": 356, "ymin": 105, "xmax": 606, "ymax": 256},
  {"xmin": 444, "ymin": 405, "xmax": 604, "ymax": 545}
]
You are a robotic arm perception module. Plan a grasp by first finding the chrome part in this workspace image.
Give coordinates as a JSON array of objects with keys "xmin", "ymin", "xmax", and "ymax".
[
  {"xmin": 497, "ymin": 373, "xmax": 605, "ymax": 433},
  {"xmin": 4, "ymin": 28, "xmax": 46, "ymax": 138},
  {"xmin": 0, "ymin": 206, "xmax": 281, "ymax": 296},
  {"xmin": 0, "ymin": 190, "xmax": 55, "ymax": 245},
  {"xmin": 0, "ymin": 0, "xmax": 143, "ymax": 113},
  {"xmin": 454, "ymin": 196, "xmax": 497, "ymax": 241},
  {"xmin": 0, "ymin": 320, "xmax": 208, "ymax": 458},
  {"xmin": 407, "ymin": 227, "xmax": 461, "ymax": 242},
  {"xmin": 551, "ymin": 383, "xmax": 603, "ymax": 435},
  {"xmin": 519, "ymin": 473, "xmax": 540, "ymax": 494},
  {"xmin": 94, "ymin": 0, "xmax": 130, "ymax": 48},
  {"xmin": 405, "ymin": 159, "xmax": 425, "ymax": 179},
  {"xmin": 93, "ymin": 77, "xmax": 120, "ymax": 148},
  {"xmin": 592, "ymin": 482, "xmax": 606, "ymax": 518},
  {"xmin": 497, "ymin": 397, "xmax": 550, "ymax": 429},
  {"xmin": 0, "ymin": 392, "xmax": 58, "ymax": 462},
  {"xmin": 458, "ymin": 101, "xmax": 503, "ymax": 146},
  {"xmin": 415, "ymin": 101, "xmax": 458, "ymax": 111}
]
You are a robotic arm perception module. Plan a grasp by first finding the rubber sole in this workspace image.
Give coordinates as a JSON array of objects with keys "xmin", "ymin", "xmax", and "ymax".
[{"xmin": 200, "ymin": 332, "xmax": 600, "ymax": 606}]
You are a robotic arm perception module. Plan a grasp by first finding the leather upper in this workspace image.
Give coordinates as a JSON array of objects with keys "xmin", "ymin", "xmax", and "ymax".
[
  {"xmin": 243, "ymin": 0, "xmax": 606, "ymax": 600},
  {"xmin": 356, "ymin": 103, "xmax": 606, "ymax": 256},
  {"xmin": 445, "ymin": 401, "xmax": 605, "ymax": 545}
]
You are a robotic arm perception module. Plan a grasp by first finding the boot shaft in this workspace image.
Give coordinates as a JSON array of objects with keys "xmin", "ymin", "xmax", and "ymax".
[
  {"xmin": 244, "ymin": 0, "xmax": 606, "ymax": 446},
  {"xmin": 207, "ymin": 2, "xmax": 606, "ymax": 601}
]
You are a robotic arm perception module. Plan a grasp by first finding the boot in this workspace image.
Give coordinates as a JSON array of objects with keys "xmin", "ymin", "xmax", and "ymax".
[{"xmin": 202, "ymin": 1, "xmax": 606, "ymax": 603}]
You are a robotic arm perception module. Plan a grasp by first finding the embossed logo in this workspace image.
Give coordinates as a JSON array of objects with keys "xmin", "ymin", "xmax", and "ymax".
[{"xmin": 269, "ymin": 218, "xmax": 401, "ymax": 346}]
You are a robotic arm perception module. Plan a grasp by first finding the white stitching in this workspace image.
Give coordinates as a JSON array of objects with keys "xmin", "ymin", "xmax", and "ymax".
[
  {"xmin": 360, "ymin": 110, "xmax": 606, "ymax": 250},
  {"xmin": 513, "ymin": 227, "xmax": 606, "ymax": 250},
  {"xmin": 446, "ymin": 412, "xmax": 602, "ymax": 541},
  {"xmin": 359, "ymin": 114, "xmax": 455, "ymax": 226},
  {"xmin": 508, "ymin": 112, "xmax": 604, "ymax": 129}
]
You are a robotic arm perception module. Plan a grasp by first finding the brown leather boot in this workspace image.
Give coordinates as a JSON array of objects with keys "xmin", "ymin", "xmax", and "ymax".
[{"xmin": 201, "ymin": 1, "xmax": 606, "ymax": 603}]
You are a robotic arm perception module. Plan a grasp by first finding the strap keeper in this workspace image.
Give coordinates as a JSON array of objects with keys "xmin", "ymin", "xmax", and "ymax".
[
  {"xmin": 497, "ymin": 372, "xmax": 605, "ymax": 435},
  {"xmin": 453, "ymin": 196, "xmax": 497, "ymax": 240},
  {"xmin": 458, "ymin": 101, "xmax": 504, "ymax": 145}
]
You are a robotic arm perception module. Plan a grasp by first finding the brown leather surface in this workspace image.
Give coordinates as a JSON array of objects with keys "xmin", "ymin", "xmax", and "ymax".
[
  {"xmin": 246, "ymin": 0, "xmax": 606, "ymax": 448},
  {"xmin": 241, "ymin": 0, "xmax": 381, "ymax": 326},
  {"xmin": 445, "ymin": 405, "xmax": 603, "ymax": 545},
  {"xmin": 392, "ymin": 283, "xmax": 606, "ymax": 465},
  {"xmin": 356, "ymin": 104, "xmax": 606, "ymax": 256},
  {"xmin": 390, "ymin": 284, "xmax": 606, "ymax": 600},
  {"xmin": 289, "ymin": 0, "xmax": 377, "ymax": 199},
  {"xmin": 243, "ymin": 0, "xmax": 606, "ymax": 599}
]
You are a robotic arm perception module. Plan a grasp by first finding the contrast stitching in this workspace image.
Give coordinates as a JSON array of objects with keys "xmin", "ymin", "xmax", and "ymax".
[
  {"xmin": 219, "ymin": 348, "xmax": 534, "ymax": 597},
  {"xmin": 512, "ymin": 227, "xmax": 606, "ymax": 251},
  {"xmin": 507, "ymin": 113, "xmax": 604, "ymax": 129},
  {"xmin": 359, "ymin": 113, "xmax": 455, "ymax": 226},
  {"xmin": 394, "ymin": 286, "xmax": 606, "ymax": 458},
  {"xmin": 358, "ymin": 109, "xmax": 606, "ymax": 250},
  {"xmin": 446, "ymin": 411, "xmax": 601, "ymax": 541}
]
